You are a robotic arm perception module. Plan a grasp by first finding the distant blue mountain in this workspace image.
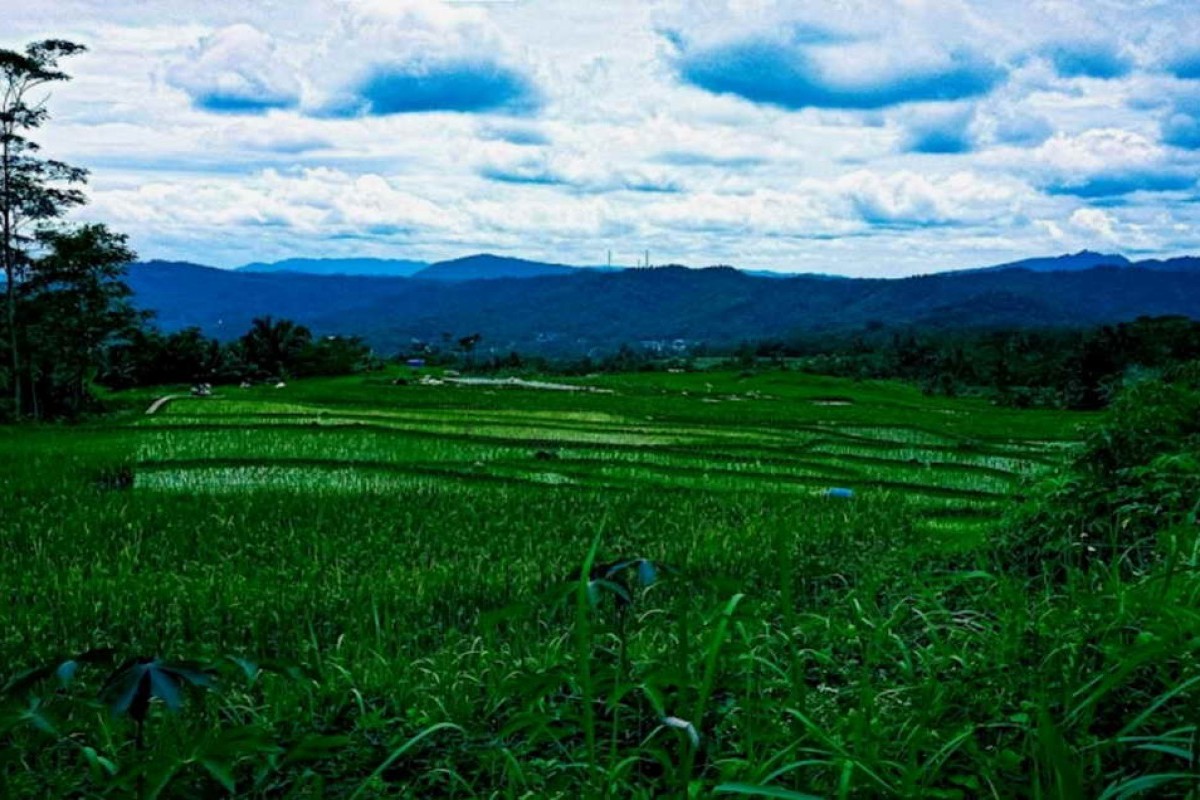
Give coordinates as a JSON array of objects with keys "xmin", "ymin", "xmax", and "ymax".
[
  {"xmin": 126, "ymin": 254, "xmax": 1200, "ymax": 356},
  {"xmin": 953, "ymin": 250, "xmax": 1131, "ymax": 275},
  {"xmin": 413, "ymin": 254, "xmax": 580, "ymax": 281},
  {"xmin": 1134, "ymin": 256, "xmax": 1200, "ymax": 273},
  {"xmin": 238, "ymin": 257, "xmax": 428, "ymax": 277},
  {"xmin": 224, "ymin": 249, "xmax": 1199, "ymax": 283}
]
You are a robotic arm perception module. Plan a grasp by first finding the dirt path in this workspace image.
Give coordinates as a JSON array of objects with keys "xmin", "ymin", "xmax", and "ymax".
[{"xmin": 145, "ymin": 394, "xmax": 180, "ymax": 415}]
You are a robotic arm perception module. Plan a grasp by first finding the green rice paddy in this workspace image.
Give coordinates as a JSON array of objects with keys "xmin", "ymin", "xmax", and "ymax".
[
  {"xmin": 130, "ymin": 370, "xmax": 1080, "ymax": 537},
  {"xmin": 11, "ymin": 368, "xmax": 1157, "ymax": 799}
]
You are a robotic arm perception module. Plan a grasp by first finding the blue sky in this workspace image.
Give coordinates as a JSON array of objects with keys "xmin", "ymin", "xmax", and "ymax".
[{"xmin": 11, "ymin": 0, "xmax": 1200, "ymax": 275}]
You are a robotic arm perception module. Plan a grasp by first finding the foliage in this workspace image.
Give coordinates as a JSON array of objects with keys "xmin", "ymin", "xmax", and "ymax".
[
  {"xmin": 998, "ymin": 371, "xmax": 1200, "ymax": 573},
  {"xmin": 17, "ymin": 224, "xmax": 143, "ymax": 416},
  {"xmin": 2, "ymin": 369, "xmax": 1197, "ymax": 796},
  {"xmin": 123, "ymin": 259, "xmax": 1200, "ymax": 359},
  {"xmin": 0, "ymin": 39, "xmax": 89, "ymax": 418},
  {"xmin": 98, "ymin": 316, "xmax": 375, "ymax": 391},
  {"xmin": 788, "ymin": 316, "xmax": 1200, "ymax": 410},
  {"xmin": 239, "ymin": 316, "xmax": 313, "ymax": 379}
]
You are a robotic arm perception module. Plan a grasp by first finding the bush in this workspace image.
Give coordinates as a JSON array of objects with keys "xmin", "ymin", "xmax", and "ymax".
[{"xmin": 997, "ymin": 373, "xmax": 1200, "ymax": 575}]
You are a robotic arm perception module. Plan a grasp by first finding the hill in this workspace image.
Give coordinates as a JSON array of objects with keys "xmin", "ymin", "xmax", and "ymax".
[
  {"xmin": 237, "ymin": 257, "xmax": 428, "ymax": 277},
  {"xmin": 221, "ymin": 250, "xmax": 1200, "ymax": 282},
  {"xmin": 1135, "ymin": 256, "xmax": 1200, "ymax": 273},
  {"xmin": 413, "ymin": 254, "xmax": 581, "ymax": 281},
  {"xmin": 125, "ymin": 260, "xmax": 1200, "ymax": 355},
  {"xmin": 952, "ymin": 250, "xmax": 1131, "ymax": 275}
]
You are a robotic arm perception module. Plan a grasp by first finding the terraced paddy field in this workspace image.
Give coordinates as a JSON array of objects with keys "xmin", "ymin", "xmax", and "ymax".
[
  {"xmin": 2, "ymin": 369, "xmax": 1115, "ymax": 798},
  {"xmin": 131, "ymin": 370, "xmax": 1083, "ymax": 539}
]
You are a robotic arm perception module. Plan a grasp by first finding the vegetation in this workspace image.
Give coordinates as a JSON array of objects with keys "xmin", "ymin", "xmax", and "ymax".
[
  {"xmin": 1, "ymin": 30, "xmax": 1198, "ymax": 800},
  {"xmin": 122, "ymin": 260, "xmax": 1200, "ymax": 358},
  {"xmin": 101, "ymin": 317, "xmax": 376, "ymax": 392},
  {"xmin": 762, "ymin": 315, "xmax": 1200, "ymax": 410},
  {"xmin": 1, "ymin": 39, "xmax": 92, "ymax": 419},
  {"xmin": 3, "ymin": 366, "xmax": 1198, "ymax": 797}
]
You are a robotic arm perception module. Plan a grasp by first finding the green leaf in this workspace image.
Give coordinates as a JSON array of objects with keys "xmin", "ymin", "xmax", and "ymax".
[
  {"xmin": 81, "ymin": 746, "xmax": 118, "ymax": 782},
  {"xmin": 587, "ymin": 578, "xmax": 631, "ymax": 608},
  {"xmin": 715, "ymin": 782, "xmax": 824, "ymax": 799},
  {"xmin": 201, "ymin": 758, "xmax": 236, "ymax": 793},
  {"xmin": 350, "ymin": 723, "xmax": 462, "ymax": 800},
  {"xmin": 283, "ymin": 734, "xmax": 352, "ymax": 763},
  {"xmin": 223, "ymin": 656, "xmax": 259, "ymax": 683},
  {"xmin": 1099, "ymin": 773, "xmax": 1200, "ymax": 800}
]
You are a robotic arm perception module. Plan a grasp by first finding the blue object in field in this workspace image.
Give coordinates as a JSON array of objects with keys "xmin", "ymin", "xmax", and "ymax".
[
  {"xmin": 406, "ymin": 358, "xmax": 426, "ymax": 368},
  {"xmin": 825, "ymin": 487, "xmax": 854, "ymax": 499}
]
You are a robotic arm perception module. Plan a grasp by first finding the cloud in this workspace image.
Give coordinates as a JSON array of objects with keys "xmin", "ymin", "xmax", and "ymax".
[
  {"xmin": 328, "ymin": 59, "xmax": 538, "ymax": 117},
  {"xmin": 90, "ymin": 167, "xmax": 460, "ymax": 236},
  {"xmin": 1163, "ymin": 114, "xmax": 1200, "ymax": 149},
  {"xmin": 314, "ymin": 0, "xmax": 539, "ymax": 117},
  {"xmin": 653, "ymin": 151, "xmax": 766, "ymax": 168},
  {"xmin": 29, "ymin": 0, "xmax": 1200, "ymax": 273},
  {"xmin": 1040, "ymin": 40, "xmax": 1131, "ymax": 79},
  {"xmin": 221, "ymin": 121, "xmax": 332, "ymax": 154},
  {"xmin": 836, "ymin": 170, "xmax": 1019, "ymax": 226},
  {"xmin": 642, "ymin": 169, "xmax": 1023, "ymax": 240},
  {"xmin": 1033, "ymin": 129, "xmax": 1196, "ymax": 197},
  {"xmin": 1046, "ymin": 172, "xmax": 1195, "ymax": 198},
  {"xmin": 167, "ymin": 24, "xmax": 301, "ymax": 113},
  {"xmin": 1068, "ymin": 207, "xmax": 1118, "ymax": 241},
  {"xmin": 479, "ymin": 158, "xmax": 566, "ymax": 187},
  {"xmin": 988, "ymin": 109, "xmax": 1053, "ymax": 147},
  {"xmin": 677, "ymin": 37, "xmax": 1002, "ymax": 110},
  {"xmin": 899, "ymin": 105, "xmax": 977, "ymax": 154},
  {"xmin": 1167, "ymin": 54, "xmax": 1200, "ymax": 80},
  {"xmin": 479, "ymin": 124, "xmax": 551, "ymax": 146},
  {"xmin": 476, "ymin": 148, "xmax": 682, "ymax": 193},
  {"xmin": 1161, "ymin": 95, "xmax": 1200, "ymax": 150}
]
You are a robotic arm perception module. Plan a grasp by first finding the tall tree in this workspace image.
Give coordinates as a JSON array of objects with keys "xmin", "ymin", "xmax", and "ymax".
[
  {"xmin": 0, "ymin": 39, "xmax": 87, "ymax": 416},
  {"xmin": 240, "ymin": 316, "xmax": 313, "ymax": 378},
  {"xmin": 21, "ymin": 224, "xmax": 140, "ymax": 417}
]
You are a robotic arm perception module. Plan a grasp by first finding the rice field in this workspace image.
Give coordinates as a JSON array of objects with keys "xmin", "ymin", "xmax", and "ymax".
[
  {"xmin": 10, "ymin": 367, "xmax": 1155, "ymax": 799},
  {"xmin": 128, "ymin": 370, "xmax": 1080, "ymax": 540}
]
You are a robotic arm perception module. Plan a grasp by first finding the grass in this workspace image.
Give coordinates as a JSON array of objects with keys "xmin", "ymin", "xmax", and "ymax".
[{"xmin": 2, "ymin": 367, "xmax": 1197, "ymax": 798}]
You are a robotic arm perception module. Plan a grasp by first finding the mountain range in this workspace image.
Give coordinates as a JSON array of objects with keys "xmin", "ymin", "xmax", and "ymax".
[
  {"xmin": 126, "ymin": 251, "xmax": 1200, "ymax": 355},
  {"xmin": 954, "ymin": 250, "xmax": 1200, "ymax": 275},
  {"xmin": 237, "ymin": 253, "xmax": 589, "ymax": 281}
]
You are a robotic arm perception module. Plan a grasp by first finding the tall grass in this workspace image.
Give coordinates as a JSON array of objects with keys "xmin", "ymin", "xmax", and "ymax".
[{"xmin": 1, "ymin": 369, "xmax": 1194, "ymax": 797}]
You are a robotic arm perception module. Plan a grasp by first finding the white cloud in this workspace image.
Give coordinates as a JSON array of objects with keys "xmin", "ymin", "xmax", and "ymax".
[
  {"xmin": 9, "ymin": 0, "xmax": 1200, "ymax": 273},
  {"xmin": 835, "ymin": 170, "xmax": 1023, "ymax": 225},
  {"xmin": 1069, "ymin": 207, "xmax": 1118, "ymax": 241},
  {"xmin": 166, "ymin": 24, "xmax": 301, "ymax": 112},
  {"xmin": 1034, "ymin": 129, "xmax": 1162, "ymax": 174}
]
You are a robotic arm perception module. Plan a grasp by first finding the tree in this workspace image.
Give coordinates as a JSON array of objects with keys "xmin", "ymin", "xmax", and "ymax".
[
  {"xmin": 21, "ymin": 224, "xmax": 140, "ymax": 416},
  {"xmin": 240, "ymin": 316, "xmax": 313, "ymax": 378},
  {"xmin": 100, "ymin": 326, "xmax": 232, "ymax": 389},
  {"xmin": 457, "ymin": 332, "xmax": 482, "ymax": 368},
  {"xmin": 1, "ymin": 40, "xmax": 88, "ymax": 416},
  {"xmin": 294, "ymin": 334, "xmax": 373, "ymax": 377}
]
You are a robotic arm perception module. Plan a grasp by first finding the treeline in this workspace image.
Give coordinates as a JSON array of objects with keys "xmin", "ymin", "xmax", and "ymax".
[
  {"xmin": 419, "ymin": 342, "xmax": 667, "ymax": 377},
  {"xmin": 734, "ymin": 316, "xmax": 1200, "ymax": 409},
  {"xmin": 440, "ymin": 317, "xmax": 1200, "ymax": 411},
  {"xmin": 99, "ymin": 317, "xmax": 377, "ymax": 391}
]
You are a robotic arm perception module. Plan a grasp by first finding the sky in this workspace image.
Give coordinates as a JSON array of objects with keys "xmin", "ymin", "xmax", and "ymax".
[{"xmin": 8, "ymin": 0, "xmax": 1200, "ymax": 275}]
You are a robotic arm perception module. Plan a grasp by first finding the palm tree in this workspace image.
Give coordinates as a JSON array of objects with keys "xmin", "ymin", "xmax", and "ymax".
[{"xmin": 239, "ymin": 316, "xmax": 311, "ymax": 379}]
